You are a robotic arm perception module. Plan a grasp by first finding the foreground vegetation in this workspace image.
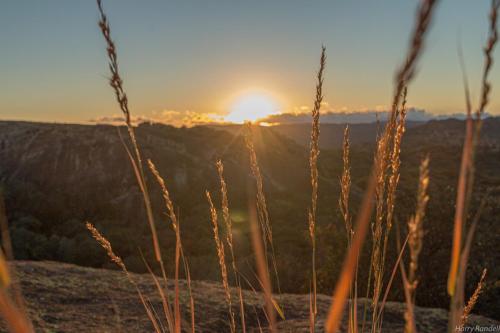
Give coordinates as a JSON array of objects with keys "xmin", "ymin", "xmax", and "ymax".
[{"xmin": 0, "ymin": 0, "xmax": 499, "ymax": 332}]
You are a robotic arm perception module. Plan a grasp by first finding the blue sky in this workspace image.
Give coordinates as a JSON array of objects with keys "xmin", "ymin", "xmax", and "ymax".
[{"xmin": 1, "ymin": 0, "xmax": 498, "ymax": 124}]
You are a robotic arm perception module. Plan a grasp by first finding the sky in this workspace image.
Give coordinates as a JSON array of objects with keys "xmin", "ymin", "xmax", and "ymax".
[{"xmin": 1, "ymin": 0, "xmax": 499, "ymax": 125}]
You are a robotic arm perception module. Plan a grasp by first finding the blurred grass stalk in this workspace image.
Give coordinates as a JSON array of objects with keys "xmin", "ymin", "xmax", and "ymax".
[
  {"xmin": 325, "ymin": 1, "xmax": 438, "ymax": 332},
  {"xmin": 0, "ymin": 195, "xmax": 34, "ymax": 333},
  {"xmin": 448, "ymin": 1, "xmax": 499, "ymax": 331}
]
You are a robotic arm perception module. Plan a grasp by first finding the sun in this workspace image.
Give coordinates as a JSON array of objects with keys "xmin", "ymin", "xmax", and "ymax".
[{"xmin": 225, "ymin": 92, "xmax": 280, "ymax": 124}]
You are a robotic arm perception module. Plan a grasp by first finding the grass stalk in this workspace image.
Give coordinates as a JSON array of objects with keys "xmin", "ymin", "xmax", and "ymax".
[
  {"xmin": 148, "ymin": 159, "xmax": 195, "ymax": 333},
  {"xmin": 206, "ymin": 191, "xmax": 236, "ymax": 333},
  {"xmin": 380, "ymin": 87, "xmax": 408, "ymax": 272},
  {"xmin": 447, "ymin": 4, "xmax": 498, "ymax": 329},
  {"xmin": 0, "ymin": 247, "xmax": 33, "ymax": 333},
  {"xmin": 339, "ymin": 125, "xmax": 357, "ymax": 333},
  {"xmin": 217, "ymin": 160, "xmax": 247, "ymax": 333},
  {"xmin": 326, "ymin": 1, "xmax": 438, "ymax": 332},
  {"xmin": 340, "ymin": 125, "xmax": 352, "ymax": 241},
  {"xmin": 402, "ymin": 156, "xmax": 430, "ymax": 333},
  {"xmin": 0, "ymin": 195, "xmax": 33, "ymax": 333},
  {"xmin": 460, "ymin": 268, "xmax": 487, "ymax": 326},
  {"xmin": 248, "ymin": 195, "xmax": 277, "ymax": 333},
  {"xmin": 244, "ymin": 124, "xmax": 281, "ymax": 294},
  {"xmin": 96, "ymin": 0, "xmax": 162, "ymax": 264},
  {"xmin": 86, "ymin": 222, "xmax": 163, "ymax": 333},
  {"xmin": 448, "ymin": 0, "xmax": 500, "ymax": 297},
  {"xmin": 139, "ymin": 251, "xmax": 175, "ymax": 332},
  {"xmin": 95, "ymin": 1, "xmax": 188, "ymax": 330},
  {"xmin": 308, "ymin": 46, "xmax": 326, "ymax": 331}
]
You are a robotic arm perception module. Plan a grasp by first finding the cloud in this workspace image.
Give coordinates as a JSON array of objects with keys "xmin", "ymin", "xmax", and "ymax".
[
  {"xmin": 89, "ymin": 110, "xmax": 226, "ymax": 127},
  {"xmin": 89, "ymin": 107, "xmax": 487, "ymax": 127},
  {"xmin": 157, "ymin": 110, "xmax": 224, "ymax": 127},
  {"xmin": 88, "ymin": 114, "xmax": 153, "ymax": 125},
  {"xmin": 258, "ymin": 108, "xmax": 476, "ymax": 124}
]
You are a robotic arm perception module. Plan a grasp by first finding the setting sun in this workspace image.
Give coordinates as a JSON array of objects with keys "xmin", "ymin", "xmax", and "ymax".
[{"xmin": 225, "ymin": 92, "xmax": 280, "ymax": 123}]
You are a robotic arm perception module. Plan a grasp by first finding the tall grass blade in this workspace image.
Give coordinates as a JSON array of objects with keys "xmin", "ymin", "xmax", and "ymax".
[
  {"xmin": 402, "ymin": 156, "xmax": 430, "ymax": 333},
  {"xmin": 96, "ymin": 0, "xmax": 163, "ymax": 263},
  {"xmin": 326, "ymin": 1, "xmax": 438, "ymax": 331},
  {"xmin": 248, "ymin": 185, "xmax": 277, "ymax": 333},
  {"xmin": 206, "ymin": 191, "xmax": 236, "ymax": 333},
  {"xmin": 448, "ymin": 0, "xmax": 499, "ymax": 297},
  {"xmin": 308, "ymin": 46, "xmax": 326, "ymax": 331},
  {"xmin": 244, "ymin": 124, "xmax": 281, "ymax": 295},
  {"xmin": 217, "ymin": 160, "xmax": 247, "ymax": 333},
  {"xmin": 139, "ymin": 251, "xmax": 175, "ymax": 333}
]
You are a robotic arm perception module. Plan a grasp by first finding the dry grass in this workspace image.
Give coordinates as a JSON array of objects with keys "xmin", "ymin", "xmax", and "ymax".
[
  {"xmin": 326, "ymin": 1, "xmax": 438, "ymax": 333},
  {"xmin": 447, "ymin": 2, "xmax": 499, "ymax": 332},
  {"xmin": 369, "ymin": 0, "xmax": 437, "ymax": 327},
  {"xmin": 400, "ymin": 156, "xmax": 430, "ymax": 333},
  {"xmin": 448, "ymin": 0, "xmax": 500, "ymax": 298},
  {"xmin": 406, "ymin": 156, "xmax": 430, "ymax": 300},
  {"xmin": 244, "ymin": 123, "xmax": 280, "ymax": 294},
  {"xmin": 206, "ymin": 191, "xmax": 236, "ymax": 333},
  {"xmin": 96, "ymin": 0, "xmax": 162, "ymax": 264},
  {"xmin": 86, "ymin": 222, "xmax": 163, "ymax": 333},
  {"xmin": 381, "ymin": 87, "xmax": 408, "ymax": 268},
  {"xmin": 308, "ymin": 45, "xmax": 326, "ymax": 331},
  {"xmin": 461, "ymin": 268, "xmax": 487, "ymax": 326},
  {"xmin": 148, "ymin": 159, "xmax": 195, "ymax": 333},
  {"xmin": 89, "ymin": 0, "xmax": 495, "ymax": 333},
  {"xmin": 83, "ymin": 1, "xmax": 496, "ymax": 332},
  {"xmin": 370, "ymin": 87, "xmax": 408, "ymax": 332},
  {"xmin": 326, "ymin": 162, "xmax": 378, "ymax": 333},
  {"xmin": 95, "ymin": 1, "xmax": 192, "ymax": 332},
  {"xmin": 339, "ymin": 125, "xmax": 352, "ymax": 240},
  {"xmin": 339, "ymin": 125, "xmax": 358, "ymax": 333},
  {"xmin": 216, "ymin": 160, "xmax": 247, "ymax": 333},
  {"xmin": 215, "ymin": 156, "xmax": 285, "ymax": 331},
  {"xmin": 248, "ymin": 196, "xmax": 277, "ymax": 333},
  {"xmin": 2, "ymin": 0, "xmax": 496, "ymax": 332}
]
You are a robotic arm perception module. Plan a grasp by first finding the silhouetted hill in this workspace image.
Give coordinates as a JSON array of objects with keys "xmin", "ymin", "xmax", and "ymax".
[{"xmin": 212, "ymin": 117, "xmax": 500, "ymax": 150}]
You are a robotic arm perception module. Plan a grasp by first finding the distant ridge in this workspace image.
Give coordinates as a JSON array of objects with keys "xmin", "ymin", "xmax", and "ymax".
[
  {"xmin": 211, "ymin": 117, "xmax": 500, "ymax": 150},
  {"xmin": 259, "ymin": 108, "xmax": 494, "ymax": 125}
]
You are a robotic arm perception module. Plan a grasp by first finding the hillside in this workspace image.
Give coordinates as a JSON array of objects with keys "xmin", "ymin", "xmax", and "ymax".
[
  {"xmin": 0, "ymin": 120, "xmax": 499, "ymax": 319},
  {"xmin": 3, "ymin": 261, "xmax": 499, "ymax": 332},
  {"xmin": 211, "ymin": 122, "xmax": 387, "ymax": 150},
  {"xmin": 217, "ymin": 117, "xmax": 500, "ymax": 150},
  {"xmin": 248, "ymin": 117, "xmax": 500, "ymax": 149}
]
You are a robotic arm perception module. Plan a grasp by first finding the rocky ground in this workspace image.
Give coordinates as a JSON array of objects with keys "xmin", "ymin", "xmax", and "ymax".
[{"xmin": 0, "ymin": 261, "xmax": 498, "ymax": 332}]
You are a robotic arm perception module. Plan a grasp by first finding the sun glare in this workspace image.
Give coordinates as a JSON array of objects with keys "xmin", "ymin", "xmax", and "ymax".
[{"xmin": 225, "ymin": 92, "xmax": 280, "ymax": 124}]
